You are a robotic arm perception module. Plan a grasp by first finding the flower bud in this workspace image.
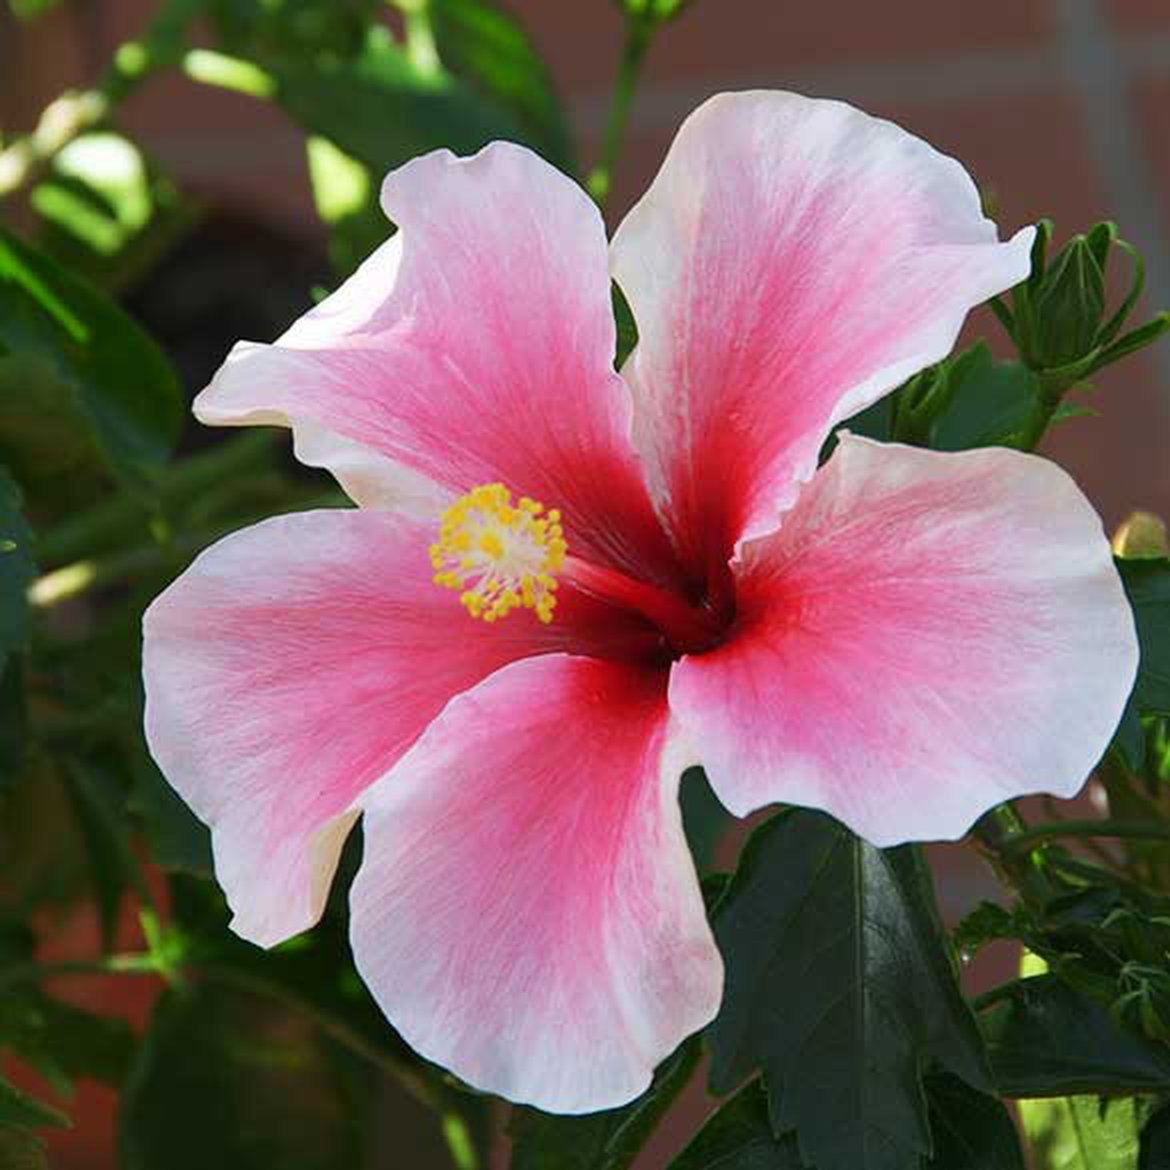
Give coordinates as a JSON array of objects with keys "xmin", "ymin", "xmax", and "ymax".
[
  {"xmin": 1032, "ymin": 233, "xmax": 1107, "ymax": 368},
  {"xmin": 1112, "ymin": 510, "xmax": 1170, "ymax": 559}
]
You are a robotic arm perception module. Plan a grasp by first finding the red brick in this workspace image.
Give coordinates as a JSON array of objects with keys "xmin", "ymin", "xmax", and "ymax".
[
  {"xmin": 513, "ymin": 0, "xmax": 1054, "ymax": 97},
  {"xmin": 1108, "ymin": 0, "xmax": 1170, "ymax": 32}
]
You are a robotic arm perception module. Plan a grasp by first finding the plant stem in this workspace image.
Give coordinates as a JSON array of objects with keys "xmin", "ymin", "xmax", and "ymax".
[
  {"xmin": 969, "ymin": 802, "xmax": 1055, "ymax": 906},
  {"xmin": 587, "ymin": 15, "xmax": 654, "ymax": 210},
  {"xmin": 999, "ymin": 818, "xmax": 1170, "ymax": 856},
  {"xmin": 35, "ymin": 429, "xmax": 280, "ymax": 567},
  {"xmin": 30, "ymin": 489, "xmax": 342, "ymax": 609},
  {"xmin": 0, "ymin": 953, "xmax": 162, "ymax": 992}
]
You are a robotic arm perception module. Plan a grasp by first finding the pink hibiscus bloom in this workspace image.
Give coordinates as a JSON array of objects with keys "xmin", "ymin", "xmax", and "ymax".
[{"xmin": 143, "ymin": 92, "xmax": 1138, "ymax": 1113}]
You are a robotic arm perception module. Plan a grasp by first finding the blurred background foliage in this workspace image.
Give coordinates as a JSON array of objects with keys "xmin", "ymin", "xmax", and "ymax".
[{"xmin": 4, "ymin": 1, "xmax": 1170, "ymax": 1168}]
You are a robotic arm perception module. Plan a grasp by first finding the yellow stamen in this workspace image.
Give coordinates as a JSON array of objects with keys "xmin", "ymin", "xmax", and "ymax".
[{"xmin": 430, "ymin": 483, "xmax": 567, "ymax": 624}]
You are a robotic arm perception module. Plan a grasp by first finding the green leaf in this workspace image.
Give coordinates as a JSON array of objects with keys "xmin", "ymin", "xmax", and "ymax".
[
  {"xmin": 1113, "ymin": 556, "xmax": 1170, "ymax": 767},
  {"xmin": 0, "ymin": 224, "xmax": 183, "ymax": 486},
  {"xmin": 1119, "ymin": 556, "xmax": 1170, "ymax": 715},
  {"xmin": 0, "ymin": 1125, "xmax": 49, "ymax": 1170},
  {"xmin": 668, "ymin": 1081, "xmax": 804, "ymax": 1169},
  {"xmin": 1140, "ymin": 1103, "xmax": 1170, "ymax": 1169},
  {"xmin": 128, "ymin": 750, "xmax": 213, "ymax": 877},
  {"xmin": 980, "ymin": 975, "xmax": 1170, "ymax": 1096},
  {"xmin": 925, "ymin": 1073, "xmax": 1026, "ymax": 1170},
  {"xmin": 679, "ymin": 766, "xmax": 730, "ymax": 872},
  {"xmin": 0, "ymin": 468, "xmax": 34, "ymax": 673},
  {"xmin": 509, "ymin": 1036, "xmax": 699, "ymax": 1170},
  {"xmin": 0, "ymin": 1076, "xmax": 67, "ymax": 1131},
  {"xmin": 274, "ymin": 27, "xmax": 523, "ymax": 185},
  {"xmin": 1020, "ymin": 1095, "xmax": 1150, "ymax": 1170},
  {"xmin": 120, "ymin": 981, "xmax": 374, "ymax": 1170},
  {"xmin": 61, "ymin": 758, "xmax": 142, "ymax": 949},
  {"xmin": 6, "ymin": 0, "xmax": 61, "ymax": 19},
  {"xmin": 431, "ymin": 0, "xmax": 576, "ymax": 171},
  {"xmin": 0, "ymin": 991, "xmax": 137, "ymax": 1092},
  {"xmin": 709, "ymin": 811, "xmax": 990, "ymax": 1170},
  {"xmin": 31, "ymin": 133, "xmax": 196, "ymax": 293},
  {"xmin": 304, "ymin": 136, "xmax": 390, "ymax": 280},
  {"xmin": 613, "ymin": 282, "xmax": 639, "ymax": 370},
  {"xmin": 926, "ymin": 343, "xmax": 1041, "ymax": 451}
]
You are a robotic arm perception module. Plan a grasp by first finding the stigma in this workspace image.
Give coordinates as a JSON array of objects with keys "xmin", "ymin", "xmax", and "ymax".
[{"xmin": 430, "ymin": 483, "xmax": 567, "ymax": 624}]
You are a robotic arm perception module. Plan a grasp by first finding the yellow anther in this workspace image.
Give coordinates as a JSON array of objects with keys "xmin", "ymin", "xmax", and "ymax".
[{"xmin": 430, "ymin": 483, "xmax": 567, "ymax": 624}]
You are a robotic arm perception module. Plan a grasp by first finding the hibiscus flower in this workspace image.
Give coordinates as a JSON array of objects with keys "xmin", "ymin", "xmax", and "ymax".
[{"xmin": 143, "ymin": 91, "xmax": 1137, "ymax": 1113}]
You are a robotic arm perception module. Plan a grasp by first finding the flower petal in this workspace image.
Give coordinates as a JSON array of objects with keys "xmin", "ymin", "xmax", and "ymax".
[
  {"xmin": 670, "ymin": 434, "xmax": 1137, "ymax": 846},
  {"xmin": 142, "ymin": 509, "xmax": 641, "ymax": 947},
  {"xmin": 611, "ymin": 90, "xmax": 1034, "ymax": 570},
  {"xmin": 349, "ymin": 654, "xmax": 722, "ymax": 1113},
  {"xmin": 196, "ymin": 144, "xmax": 680, "ymax": 586}
]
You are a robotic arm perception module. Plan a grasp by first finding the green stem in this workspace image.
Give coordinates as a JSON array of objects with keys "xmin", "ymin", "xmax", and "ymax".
[
  {"xmin": 587, "ymin": 15, "xmax": 653, "ymax": 210},
  {"xmin": 35, "ymin": 429, "xmax": 280, "ymax": 567},
  {"xmin": 31, "ymin": 490, "xmax": 342, "ymax": 608},
  {"xmin": 1000, "ymin": 819, "xmax": 1170, "ymax": 856},
  {"xmin": 969, "ymin": 802, "xmax": 1054, "ymax": 906},
  {"xmin": 401, "ymin": 1, "xmax": 441, "ymax": 75},
  {"xmin": 0, "ymin": 953, "xmax": 162, "ymax": 992}
]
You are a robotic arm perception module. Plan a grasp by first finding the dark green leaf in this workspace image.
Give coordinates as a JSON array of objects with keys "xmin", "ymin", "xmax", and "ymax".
[
  {"xmin": 0, "ymin": 657, "xmax": 28, "ymax": 788},
  {"xmin": 980, "ymin": 975, "xmax": 1170, "ymax": 1096},
  {"xmin": 0, "ymin": 1125, "xmax": 49, "ymax": 1170},
  {"xmin": 926, "ymin": 343, "xmax": 1040, "ymax": 451},
  {"xmin": 613, "ymin": 282, "xmax": 638, "ymax": 370},
  {"xmin": 669, "ymin": 1081, "xmax": 803, "ymax": 1170},
  {"xmin": 680, "ymin": 767, "xmax": 731, "ymax": 872},
  {"xmin": 709, "ymin": 811, "xmax": 989, "ymax": 1170},
  {"xmin": 1140, "ymin": 1102, "xmax": 1170, "ymax": 1170},
  {"xmin": 129, "ymin": 750, "xmax": 213, "ymax": 877},
  {"xmin": 1113, "ymin": 556, "xmax": 1170, "ymax": 767},
  {"xmin": 0, "ymin": 468, "xmax": 34, "ymax": 673},
  {"xmin": 0, "ymin": 224, "xmax": 183, "ymax": 485},
  {"xmin": 1020, "ymin": 1095, "xmax": 1151, "ymax": 1170},
  {"xmin": 120, "ymin": 981, "xmax": 374, "ymax": 1170},
  {"xmin": 62, "ymin": 758, "xmax": 139, "ymax": 949},
  {"xmin": 0, "ymin": 991, "xmax": 137, "ymax": 1091},
  {"xmin": 1119, "ymin": 556, "xmax": 1170, "ymax": 715},
  {"xmin": 431, "ymin": 0, "xmax": 576, "ymax": 171},
  {"xmin": 509, "ymin": 1036, "xmax": 699, "ymax": 1170},
  {"xmin": 0, "ymin": 1077, "xmax": 67, "ymax": 1131},
  {"xmin": 925, "ymin": 1073, "xmax": 1025, "ymax": 1170}
]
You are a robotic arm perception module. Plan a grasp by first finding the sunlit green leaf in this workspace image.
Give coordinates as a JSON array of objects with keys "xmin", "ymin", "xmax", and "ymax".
[
  {"xmin": 275, "ymin": 28, "xmax": 522, "ymax": 184},
  {"xmin": 31, "ymin": 133, "xmax": 196, "ymax": 292},
  {"xmin": 1021, "ymin": 1095, "xmax": 1150, "ymax": 1170}
]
